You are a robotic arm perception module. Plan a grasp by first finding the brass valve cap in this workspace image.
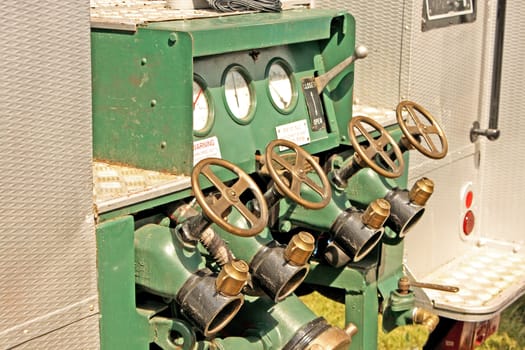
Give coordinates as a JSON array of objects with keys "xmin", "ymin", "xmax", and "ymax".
[
  {"xmin": 284, "ymin": 231, "xmax": 315, "ymax": 266},
  {"xmin": 215, "ymin": 260, "xmax": 250, "ymax": 297},
  {"xmin": 362, "ymin": 199, "xmax": 391, "ymax": 230},
  {"xmin": 409, "ymin": 177, "xmax": 434, "ymax": 206}
]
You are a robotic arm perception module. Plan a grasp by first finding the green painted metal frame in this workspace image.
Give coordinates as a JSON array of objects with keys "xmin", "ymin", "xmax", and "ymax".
[
  {"xmin": 92, "ymin": 9, "xmax": 356, "ymax": 175},
  {"xmin": 93, "ymin": 9, "xmax": 414, "ymax": 350}
]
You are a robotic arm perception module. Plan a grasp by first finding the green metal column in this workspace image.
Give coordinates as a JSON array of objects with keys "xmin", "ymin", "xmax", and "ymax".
[
  {"xmin": 345, "ymin": 282, "xmax": 379, "ymax": 350},
  {"xmin": 97, "ymin": 216, "xmax": 151, "ymax": 350}
]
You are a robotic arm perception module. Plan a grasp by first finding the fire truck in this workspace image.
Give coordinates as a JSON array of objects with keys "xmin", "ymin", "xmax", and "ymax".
[{"xmin": 1, "ymin": 0, "xmax": 523, "ymax": 349}]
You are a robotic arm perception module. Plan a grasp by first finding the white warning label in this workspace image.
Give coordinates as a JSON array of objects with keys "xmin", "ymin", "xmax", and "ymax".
[
  {"xmin": 275, "ymin": 120, "xmax": 311, "ymax": 146},
  {"xmin": 193, "ymin": 136, "xmax": 222, "ymax": 165}
]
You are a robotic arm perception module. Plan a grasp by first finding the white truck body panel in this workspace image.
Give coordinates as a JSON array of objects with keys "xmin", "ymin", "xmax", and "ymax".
[{"xmin": 0, "ymin": 1, "xmax": 99, "ymax": 348}]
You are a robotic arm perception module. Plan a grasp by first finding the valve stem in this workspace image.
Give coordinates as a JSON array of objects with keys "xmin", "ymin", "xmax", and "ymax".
[{"xmin": 201, "ymin": 227, "xmax": 235, "ymax": 266}]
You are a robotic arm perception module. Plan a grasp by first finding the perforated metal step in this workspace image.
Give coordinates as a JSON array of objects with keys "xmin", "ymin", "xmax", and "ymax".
[
  {"xmin": 410, "ymin": 242, "xmax": 525, "ymax": 321},
  {"xmin": 93, "ymin": 161, "xmax": 191, "ymax": 213}
]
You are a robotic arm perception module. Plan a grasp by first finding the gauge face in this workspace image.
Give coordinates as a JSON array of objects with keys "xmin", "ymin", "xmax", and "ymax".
[
  {"xmin": 224, "ymin": 66, "xmax": 254, "ymax": 122},
  {"xmin": 268, "ymin": 61, "xmax": 295, "ymax": 112},
  {"xmin": 192, "ymin": 78, "xmax": 213, "ymax": 135}
]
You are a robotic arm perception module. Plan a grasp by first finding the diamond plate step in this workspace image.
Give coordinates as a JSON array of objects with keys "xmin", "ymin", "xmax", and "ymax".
[{"xmin": 94, "ymin": 161, "xmax": 191, "ymax": 213}]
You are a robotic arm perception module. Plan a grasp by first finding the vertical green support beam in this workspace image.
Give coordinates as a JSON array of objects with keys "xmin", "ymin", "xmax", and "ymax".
[
  {"xmin": 345, "ymin": 281, "xmax": 379, "ymax": 350},
  {"xmin": 97, "ymin": 216, "xmax": 150, "ymax": 349}
]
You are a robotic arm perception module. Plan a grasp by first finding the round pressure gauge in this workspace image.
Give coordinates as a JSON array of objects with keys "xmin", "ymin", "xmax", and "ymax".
[
  {"xmin": 267, "ymin": 59, "xmax": 296, "ymax": 113},
  {"xmin": 192, "ymin": 76, "xmax": 214, "ymax": 136},
  {"xmin": 223, "ymin": 65, "xmax": 255, "ymax": 124}
]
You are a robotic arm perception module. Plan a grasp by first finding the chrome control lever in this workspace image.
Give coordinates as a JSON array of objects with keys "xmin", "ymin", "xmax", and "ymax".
[
  {"xmin": 314, "ymin": 45, "xmax": 368, "ymax": 94},
  {"xmin": 410, "ymin": 280, "xmax": 459, "ymax": 293},
  {"xmin": 398, "ymin": 276, "xmax": 459, "ymax": 294}
]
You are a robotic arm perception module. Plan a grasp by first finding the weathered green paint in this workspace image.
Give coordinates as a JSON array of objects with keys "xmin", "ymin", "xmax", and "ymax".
[
  {"xmin": 277, "ymin": 175, "xmax": 351, "ymax": 232},
  {"xmin": 134, "ymin": 224, "xmax": 206, "ymax": 297},
  {"xmin": 96, "ymin": 216, "xmax": 151, "ymax": 349},
  {"xmin": 91, "ymin": 29, "xmax": 194, "ymax": 174},
  {"xmin": 306, "ymin": 254, "xmax": 380, "ymax": 350},
  {"xmin": 225, "ymin": 294, "xmax": 321, "ymax": 348},
  {"xmin": 91, "ymin": 9, "xmax": 418, "ymax": 350},
  {"xmin": 92, "ymin": 9, "xmax": 356, "ymax": 174},
  {"xmin": 212, "ymin": 222, "xmax": 273, "ymax": 264},
  {"xmin": 345, "ymin": 281, "xmax": 379, "ymax": 350},
  {"xmin": 382, "ymin": 289, "xmax": 416, "ymax": 332}
]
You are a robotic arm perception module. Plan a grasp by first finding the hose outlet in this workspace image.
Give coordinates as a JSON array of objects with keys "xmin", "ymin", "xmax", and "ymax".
[
  {"xmin": 284, "ymin": 231, "xmax": 315, "ymax": 266},
  {"xmin": 408, "ymin": 177, "xmax": 434, "ymax": 206},
  {"xmin": 384, "ymin": 189, "xmax": 426, "ymax": 237},
  {"xmin": 177, "ymin": 270, "xmax": 244, "ymax": 337},
  {"xmin": 215, "ymin": 260, "xmax": 250, "ymax": 297},
  {"xmin": 251, "ymin": 242, "xmax": 309, "ymax": 302},
  {"xmin": 331, "ymin": 209, "xmax": 384, "ymax": 262}
]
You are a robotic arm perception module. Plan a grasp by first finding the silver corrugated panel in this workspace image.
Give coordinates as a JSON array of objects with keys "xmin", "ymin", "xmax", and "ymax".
[
  {"xmin": 313, "ymin": 0, "xmax": 406, "ymax": 109},
  {"xmin": 13, "ymin": 315, "xmax": 99, "ymax": 350},
  {"xmin": 402, "ymin": 1, "xmax": 495, "ymax": 281},
  {"xmin": 479, "ymin": 1, "xmax": 525, "ymax": 244},
  {"xmin": 0, "ymin": 1, "xmax": 98, "ymax": 348}
]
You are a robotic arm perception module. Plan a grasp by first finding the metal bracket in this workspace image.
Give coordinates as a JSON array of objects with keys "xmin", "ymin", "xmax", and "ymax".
[{"xmin": 470, "ymin": 121, "xmax": 500, "ymax": 142}]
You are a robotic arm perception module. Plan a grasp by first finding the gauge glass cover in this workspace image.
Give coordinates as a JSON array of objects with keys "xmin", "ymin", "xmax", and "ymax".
[
  {"xmin": 193, "ymin": 79, "xmax": 211, "ymax": 133},
  {"xmin": 268, "ymin": 62, "xmax": 294, "ymax": 111},
  {"xmin": 224, "ymin": 68, "xmax": 253, "ymax": 121}
]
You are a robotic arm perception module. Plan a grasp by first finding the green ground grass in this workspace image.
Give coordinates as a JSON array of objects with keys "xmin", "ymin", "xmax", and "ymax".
[{"xmin": 299, "ymin": 291, "xmax": 525, "ymax": 349}]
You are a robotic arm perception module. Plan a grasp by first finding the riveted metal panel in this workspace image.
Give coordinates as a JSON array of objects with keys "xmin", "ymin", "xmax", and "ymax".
[{"xmin": 0, "ymin": 1, "xmax": 98, "ymax": 348}]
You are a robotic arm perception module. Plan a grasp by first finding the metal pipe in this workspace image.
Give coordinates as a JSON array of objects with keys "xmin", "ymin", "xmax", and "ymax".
[{"xmin": 470, "ymin": 0, "xmax": 505, "ymax": 141}]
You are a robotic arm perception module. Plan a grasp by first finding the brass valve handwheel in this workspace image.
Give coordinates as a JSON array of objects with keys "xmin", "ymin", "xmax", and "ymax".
[
  {"xmin": 349, "ymin": 116, "xmax": 405, "ymax": 178},
  {"xmin": 191, "ymin": 158, "xmax": 268, "ymax": 237},
  {"xmin": 396, "ymin": 100, "xmax": 448, "ymax": 159},
  {"xmin": 265, "ymin": 139, "xmax": 331, "ymax": 209}
]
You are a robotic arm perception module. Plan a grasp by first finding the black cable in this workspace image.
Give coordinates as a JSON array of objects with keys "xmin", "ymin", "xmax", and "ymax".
[{"xmin": 207, "ymin": 0, "xmax": 281, "ymax": 12}]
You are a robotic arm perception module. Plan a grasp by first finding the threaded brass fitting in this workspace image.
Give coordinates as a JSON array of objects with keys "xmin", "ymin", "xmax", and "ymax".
[
  {"xmin": 215, "ymin": 259, "xmax": 249, "ymax": 296},
  {"xmin": 413, "ymin": 307, "xmax": 439, "ymax": 332},
  {"xmin": 305, "ymin": 323, "xmax": 358, "ymax": 350},
  {"xmin": 409, "ymin": 177, "xmax": 434, "ymax": 206},
  {"xmin": 284, "ymin": 231, "xmax": 315, "ymax": 266},
  {"xmin": 362, "ymin": 199, "xmax": 391, "ymax": 229}
]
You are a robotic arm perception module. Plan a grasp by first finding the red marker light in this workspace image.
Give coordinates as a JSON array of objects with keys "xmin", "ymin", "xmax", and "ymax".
[
  {"xmin": 465, "ymin": 190, "xmax": 474, "ymax": 209},
  {"xmin": 463, "ymin": 210, "xmax": 475, "ymax": 235}
]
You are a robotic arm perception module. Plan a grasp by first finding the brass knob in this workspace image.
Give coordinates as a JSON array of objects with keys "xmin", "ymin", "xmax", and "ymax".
[
  {"xmin": 284, "ymin": 231, "xmax": 315, "ymax": 266},
  {"xmin": 362, "ymin": 199, "xmax": 391, "ymax": 229},
  {"xmin": 409, "ymin": 177, "xmax": 434, "ymax": 206},
  {"xmin": 215, "ymin": 260, "xmax": 250, "ymax": 296},
  {"xmin": 398, "ymin": 276, "xmax": 411, "ymax": 295}
]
